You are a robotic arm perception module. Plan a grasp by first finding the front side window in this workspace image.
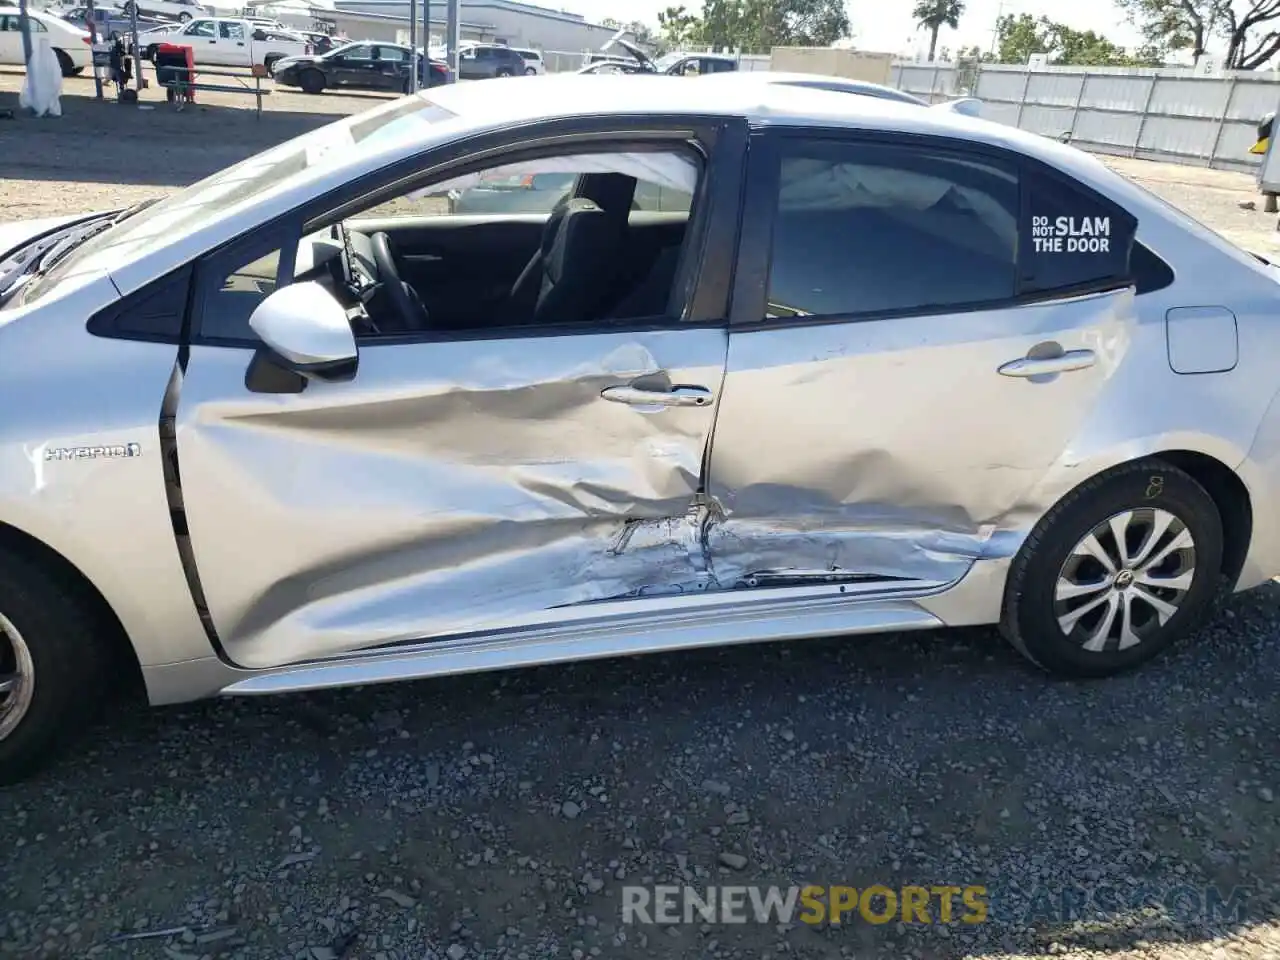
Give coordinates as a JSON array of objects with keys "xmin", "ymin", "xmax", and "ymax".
[
  {"xmin": 186, "ymin": 20, "xmax": 215, "ymax": 37},
  {"xmin": 20, "ymin": 96, "xmax": 459, "ymax": 306},
  {"xmin": 219, "ymin": 22, "xmax": 245, "ymax": 40},
  {"xmin": 767, "ymin": 140, "xmax": 1019, "ymax": 319},
  {"xmin": 342, "ymin": 44, "xmax": 374, "ymax": 61},
  {"xmin": 195, "ymin": 143, "xmax": 705, "ymax": 343}
]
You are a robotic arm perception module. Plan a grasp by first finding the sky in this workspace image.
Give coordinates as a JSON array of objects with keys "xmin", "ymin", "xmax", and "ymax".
[{"xmin": 552, "ymin": 0, "xmax": 1150, "ymax": 59}]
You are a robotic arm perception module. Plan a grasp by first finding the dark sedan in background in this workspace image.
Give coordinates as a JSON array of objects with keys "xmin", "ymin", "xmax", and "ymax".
[{"xmin": 273, "ymin": 41, "xmax": 449, "ymax": 94}]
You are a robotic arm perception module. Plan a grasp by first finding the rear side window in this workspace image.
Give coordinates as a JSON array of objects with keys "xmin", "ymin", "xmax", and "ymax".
[
  {"xmin": 765, "ymin": 137, "xmax": 1138, "ymax": 321},
  {"xmin": 767, "ymin": 140, "xmax": 1020, "ymax": 318}
]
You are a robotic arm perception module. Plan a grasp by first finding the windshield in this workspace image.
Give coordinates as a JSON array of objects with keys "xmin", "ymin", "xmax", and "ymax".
[
  {"xmin": 19, "ymin": 96, "xmax": 458, "ymax": 305},
  {"xmin": 653, "ymin": 52, "xmax": 682, "ymax": 71}
]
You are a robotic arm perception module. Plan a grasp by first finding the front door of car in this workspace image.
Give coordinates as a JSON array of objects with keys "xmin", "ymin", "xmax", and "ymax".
[
  {"xmin": 171, "ymin": 122, "xmax": 746, "ymax": 670},
  {"xmin": 705, "ymin": 131, "xmax": 1138, "ymax": 589},
  {"xmin": 330, "ymin": 43, "xmax": 375, "ymax": 85},
  {"xmin": 181, "ymin": 18, "xmax": 218, "ymax": 62}
]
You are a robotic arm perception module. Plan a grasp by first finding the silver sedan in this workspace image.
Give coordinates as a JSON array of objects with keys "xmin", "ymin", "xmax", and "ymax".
[{"xmin": 0, "ymin": 74, "xmax": 1275, "ymax": 782}]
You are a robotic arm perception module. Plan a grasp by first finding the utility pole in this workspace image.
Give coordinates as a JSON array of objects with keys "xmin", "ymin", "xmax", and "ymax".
[
  {"xmin": 408, "ymin": 0, "xmax": 419, "ymax": 92},
  {"xmin": 446, "ymin": 0, "xmax": 459, "ymax": 78},
  {"xmin": 988, "ymin": 0, "xmax": 1005, "ymax": 56},
  {"xmin": 17, "ymin": 0, "xmax": 32, "ymax": 73},
  {"xmin": 86, "ymin": 0, "xmax": 104, "ymax": 99},
  {"xmin": 423, "ymin": 0, "xmax": 431, "ymax": 83}
]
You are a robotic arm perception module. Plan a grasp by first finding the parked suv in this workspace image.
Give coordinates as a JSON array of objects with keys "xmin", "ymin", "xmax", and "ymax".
[
  {"xmin": 456, "ymin": 42, "xmax": 526, "ymax": 79},
  {"xmin": 511, "ymin": 46, "xmax": 544, "ymax": 75}
]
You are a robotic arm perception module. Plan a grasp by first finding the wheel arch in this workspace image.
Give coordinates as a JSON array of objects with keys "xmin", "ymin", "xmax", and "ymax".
[
  {"xmin": 1151, "ymin": 449, "xmax": 1252, "ymax": 592},
  {"xmin": 0, "ymin": 519, "xmax": 145, "ymax": 700}
]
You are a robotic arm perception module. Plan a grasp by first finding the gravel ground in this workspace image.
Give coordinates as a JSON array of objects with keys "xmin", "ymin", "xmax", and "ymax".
[{"xmin": 2, "ymin": 68, "xmax": 1280, "ymax": 960}]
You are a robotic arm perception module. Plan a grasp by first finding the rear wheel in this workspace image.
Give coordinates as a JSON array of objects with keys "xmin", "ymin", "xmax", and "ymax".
[
  {"xmin": 178, "ymin": 11, "xmax": 191, "ymax": 21},
  {"xmin": 0, "ymin": 552, "xmax": 114, "ymax": 785},
  {"xmin": 300, "ymin": 68, "xmax": 325, "ymax": 94},
  {"xmin": 263, "ymin": 54, "xmax": 281, "ymax": 76},
  {"xmin": 524, "ymin": 66, "xmax": 536, "ymax": 75},
  {"xmin": 53, "ymin": 48, "xmax": 75, "ymax": 77},
  {"xmin": 496, "ymin": 67, "xmax": 513, "ymax": 77},
  {"xmin": 1001, "ymin": 460, "xmax": 1223, "ymax": 678}
]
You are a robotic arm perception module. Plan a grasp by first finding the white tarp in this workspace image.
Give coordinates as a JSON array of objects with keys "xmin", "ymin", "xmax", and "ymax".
[{"xmin": 19, "ymin": 37, "xmax": 63, "ymax": 118}]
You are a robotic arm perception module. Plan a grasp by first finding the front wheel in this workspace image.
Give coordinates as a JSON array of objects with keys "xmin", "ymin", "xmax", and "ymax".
[
  {"xmin": 1001, "ymin": 460, "xmax": 1223, "ymax": 678},
  {"xmin": 299, "ymin": 68, "xmax": 325, "ymax": 94},
  {"xmin": 0, "ymin": 552, "xmax": 115, "ymax": 785},
  {"xmin": 495, "ymin": 67, "xmax": 513, "ymax": 77},
  {"xmin": 178, "ymin": 11, "xmax": 191, "ymax": 21}
]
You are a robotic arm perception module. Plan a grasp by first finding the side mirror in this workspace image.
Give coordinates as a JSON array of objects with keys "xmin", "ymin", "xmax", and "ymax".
[{"xmin": 246, "ymin": 282, "xmax": 357, "ymax": 393}]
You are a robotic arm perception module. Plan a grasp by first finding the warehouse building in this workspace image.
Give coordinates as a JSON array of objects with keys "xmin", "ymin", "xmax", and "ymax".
[{"xmin": 330, "ymin": 0, "xmax": 619, "ymax": 53}]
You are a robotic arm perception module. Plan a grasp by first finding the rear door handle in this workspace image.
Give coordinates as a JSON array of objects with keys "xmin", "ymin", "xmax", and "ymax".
[
  {"xmin": 998, "ymin": 349, "xmax": 1097, "ymax": 378},
  {"xmin": 601, "ymin": 384, "xmax": 714, "ymax": 407}
]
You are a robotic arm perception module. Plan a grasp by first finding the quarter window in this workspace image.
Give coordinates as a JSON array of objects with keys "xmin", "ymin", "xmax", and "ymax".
[
  {"xmin": 1020, "ymin": 170, "xmax": 1136, "ymax": 295},
  {"xmin": 767, "ymin": 140, "xmax": 1020, "ymax": 319}
]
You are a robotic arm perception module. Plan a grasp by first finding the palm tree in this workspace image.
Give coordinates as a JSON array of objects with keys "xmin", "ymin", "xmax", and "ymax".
[{"xmin": 913, "ymin": 0, "xmax": 965, "ymax": 61}]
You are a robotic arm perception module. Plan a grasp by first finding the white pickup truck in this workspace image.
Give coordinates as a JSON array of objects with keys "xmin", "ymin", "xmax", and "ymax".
[{"xmin": 140, "ymin": 16, "xmax": 310, "ymax": 72}]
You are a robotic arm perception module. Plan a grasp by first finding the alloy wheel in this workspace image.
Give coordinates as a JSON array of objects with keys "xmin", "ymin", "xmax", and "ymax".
[
  {"xmin": 0, "ymin": 612, "xmax": 35, "ymax": 742},
  {"xmin": 1053, "ymin": 507, "xmax": 1197, "ymax": 653}
]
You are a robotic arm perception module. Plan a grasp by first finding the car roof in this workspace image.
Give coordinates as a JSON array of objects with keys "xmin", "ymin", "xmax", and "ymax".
[{"xmin": 423, "ymin": 73, "xmax": 1115, "ymax": 182}]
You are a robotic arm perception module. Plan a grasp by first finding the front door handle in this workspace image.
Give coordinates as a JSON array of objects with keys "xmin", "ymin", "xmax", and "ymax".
[
  {"xmin": 601, "ymin": 384, "xmax": 714, "ymax": 407},
  {"xmin": 998, "ymin": 349, "xmax": 1097, "ymax": 378}
]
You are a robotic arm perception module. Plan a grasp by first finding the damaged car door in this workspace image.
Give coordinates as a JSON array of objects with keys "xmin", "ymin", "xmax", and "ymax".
[
  {"xmin": 705, "ymin": 131, "xmax": 1137, "ymax": 589},
  {"xmin": 171, "ymin": 126, "xmax": 743, "ymax": 670}
]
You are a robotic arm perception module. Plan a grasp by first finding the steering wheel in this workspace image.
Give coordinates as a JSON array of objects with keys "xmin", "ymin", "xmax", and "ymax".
[{"xmin": 370, "ymin": 232, "xmax": 431, "ymax": 332}]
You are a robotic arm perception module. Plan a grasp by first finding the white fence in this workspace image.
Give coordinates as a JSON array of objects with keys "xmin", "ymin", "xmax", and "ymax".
[
  {"xmin": 536, "ymin": 49, "xmax": 1277, "ymax": 172},
  {"xmin": 895, "ymin": 61, "xmax": 1278, "ymax": 172}
]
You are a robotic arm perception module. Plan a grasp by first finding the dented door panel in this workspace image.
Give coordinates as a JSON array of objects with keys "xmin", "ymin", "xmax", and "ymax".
[
  {"xmin": 705, "ymin": 290, "xmax": 1134, "ymax": 585},
  {"xmin": 176, "ymin": 328, "xmax": 727, "ymax": 669}
]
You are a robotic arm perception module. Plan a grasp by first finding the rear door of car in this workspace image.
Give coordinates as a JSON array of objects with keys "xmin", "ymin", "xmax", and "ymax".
[
  {"xmin": 704, "ymin": 127, "xmax": 1140, "ymax": 589},
  {"xmin": 371, "ymin": 44, "xmax": 407, "ymax": 89},
  {"xmin": 215, "ymin": 20, "xmax": 248, "ymax": 66},
  {"xmin": 0, "ymin": 15, "xmax": 20, "ymax": 65}
]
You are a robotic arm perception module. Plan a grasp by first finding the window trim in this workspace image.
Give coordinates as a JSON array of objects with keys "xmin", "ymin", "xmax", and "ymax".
[
  {"xmin": 182, "ymin": 115, "xmax": 748, "ymax": 349},
  {"xmin": 730, "ymin": 127, "xmax": 1140, "ymax": 331}
]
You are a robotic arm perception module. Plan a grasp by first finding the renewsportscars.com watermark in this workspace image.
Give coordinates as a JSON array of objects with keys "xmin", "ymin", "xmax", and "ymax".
[{"xmin": 621, "ymin": 884, "xmax": 1250, "ymax": 926}]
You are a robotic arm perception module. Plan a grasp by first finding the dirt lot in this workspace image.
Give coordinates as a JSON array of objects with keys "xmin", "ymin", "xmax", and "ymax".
[{"xmin": 2, "ymin": 68, "xmax": 1280, "ymax": 960}]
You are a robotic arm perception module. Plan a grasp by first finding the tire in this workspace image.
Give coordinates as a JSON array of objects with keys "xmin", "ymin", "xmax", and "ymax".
[
  {"xmin": 263, "ymin": 54, "xmax": 280, "ymax": 76},
  {"xmin": 524, "ymin": 66, "xmax": 536, "ymax": 76},
  {"xmin": 146, "ymin": 44, "xmax": 159, "ymax": 63},
  {"xmin": 300, "ymin": 68, "xmax": 325, "ymax": 94},
  {"xmin": 1001, "ymin": 459, "xmax": 1223, "ymax": 678},
  {"xmin": 496, "ymin": 67, "xmax": 513, "ymax": 77},
  {"xmin": 54, "ymin": 49, "xmax": 75, "ymax": 78},
  {"xmin": 178, "ymin": 11, "xmax": 191, "ymax": 21},
  {"xmin": 0, "ymin": 550, "xmax": 113, "ymax": 785}
]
